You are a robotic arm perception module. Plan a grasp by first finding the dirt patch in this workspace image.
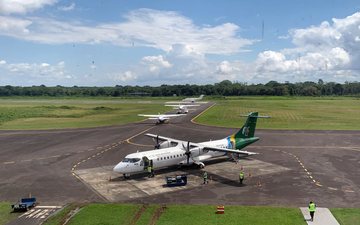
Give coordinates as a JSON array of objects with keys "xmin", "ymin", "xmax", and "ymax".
[
  {"xmin": 148, "ymin": 205, "xmax": 167, "ymax": 225},
  {"xmin": 129, "ymin": 204, "xmax": 148, "ymax": 225}
]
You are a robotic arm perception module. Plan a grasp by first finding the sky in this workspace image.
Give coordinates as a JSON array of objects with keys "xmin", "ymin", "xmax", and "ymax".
[{"xmin": 0, "ymin": 0, "xmax": 360, "ymax": 86}]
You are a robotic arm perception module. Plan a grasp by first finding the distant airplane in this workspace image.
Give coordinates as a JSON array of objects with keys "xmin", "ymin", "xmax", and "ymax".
[
  {"xmin": 164, "ymin": 104, "xmax": 200, "ymax": 114},
  {"xmin": 114, "ymin": 112, "xmax": 266, "ymax": 178},
  {"xmin": 182, "ymin": 94, "xmax": 205, "ymax": 103},
  {"xmin": 166, "ymin": 95, "xmax": 207, "ymax": 104},
  {"xmin": 138, "ymin": 113, "xmax": 185, "ymax": 124}
]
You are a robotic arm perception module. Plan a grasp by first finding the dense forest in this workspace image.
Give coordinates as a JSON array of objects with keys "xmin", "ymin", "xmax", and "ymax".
[{"xmin": 0, "ymin": 80, "xmax": 359, "ymax": 97}]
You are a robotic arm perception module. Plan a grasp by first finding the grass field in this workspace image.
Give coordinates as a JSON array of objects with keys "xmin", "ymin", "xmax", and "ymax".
[
  {"xmin": 1, "ymin": 96, "xmax": 360, "ymax": 130},
  {"xmin": 66, "ymin": 204, "xmax": 140, "ymax": 225},
  {"xmin": 42, "ymin": 204, "xmax": 80, "ymax": 225},
  {"xmin": 195, "ymin": 96, "xmax": 360, "ymax": 130},
  {"xmin": 0, "ymin": 202, "xmax": 19, "ymax": 225},
  {"xmin": 156, "ymin": 205, "xmax": 306, "ymax": 225},
  {"xmin": 331, "ymin": 208, "xmax": 360, "ymax": 225},
  {"xmin": 0, "ymin": 98, "xmax": 169, "ymax": 130},
  {"xmin": 43, "ymin": 204, "xmax": 307, "ymax": 225}
]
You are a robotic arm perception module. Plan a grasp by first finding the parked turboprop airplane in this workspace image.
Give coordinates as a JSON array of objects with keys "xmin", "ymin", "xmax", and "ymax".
[
  {"xmin": 114, "ymin": 112, "xmax": 266, "ymax": 178},
  {"xmin": 164, "ymin": 104, "xmax": 200, "ymax": 114},
  {"xmin": 138, "ymin": 113, "xmax": 185, "ymax": 124}
]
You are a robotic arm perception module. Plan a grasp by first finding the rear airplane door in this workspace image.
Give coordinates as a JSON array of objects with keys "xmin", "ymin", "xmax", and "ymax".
[{"xmin": 142, "ymin": 156, "xmax": 149, "ymax": 170}]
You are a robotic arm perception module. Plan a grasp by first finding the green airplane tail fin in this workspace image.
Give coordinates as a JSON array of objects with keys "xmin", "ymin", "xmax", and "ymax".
[{"xmin": 234, "ymin": 112, "xmax": 259, "ymax": 139}]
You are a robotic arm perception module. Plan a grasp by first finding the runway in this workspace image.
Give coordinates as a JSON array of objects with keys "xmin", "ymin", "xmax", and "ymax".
[{"xmin": 1, "ymin": 103, "xmax": 359, "ymax": 208}]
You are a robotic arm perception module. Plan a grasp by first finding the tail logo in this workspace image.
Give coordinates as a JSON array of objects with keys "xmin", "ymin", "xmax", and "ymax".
[{"xmin": 242, "ymin": 126, "xmax": 250, "ymax": 137}]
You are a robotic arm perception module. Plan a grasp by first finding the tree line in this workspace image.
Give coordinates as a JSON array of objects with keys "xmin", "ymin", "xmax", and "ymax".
[{"xmin": 0, "ymin": 80, "xmax": 359, "ymax": 97}]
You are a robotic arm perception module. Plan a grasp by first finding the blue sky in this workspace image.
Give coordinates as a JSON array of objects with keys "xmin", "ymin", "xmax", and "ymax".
[{"xmin": 0, "ymin": 0, "xmax": 360, "ymax": 86}]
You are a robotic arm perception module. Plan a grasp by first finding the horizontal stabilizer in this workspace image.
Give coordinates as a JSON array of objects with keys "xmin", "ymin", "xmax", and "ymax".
[
  {"xmin": 240, "ymin": 114, "xmax": 271, "ymax": 118},
  {"xmin": 202, "ymin": 146, "xmax": 258, "ymax": 156}
]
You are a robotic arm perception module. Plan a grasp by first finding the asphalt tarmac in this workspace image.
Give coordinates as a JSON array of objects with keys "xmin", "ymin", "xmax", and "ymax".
[{"xmin": 1, "ymin": 103, "xmax": 359, "ymax": 209}]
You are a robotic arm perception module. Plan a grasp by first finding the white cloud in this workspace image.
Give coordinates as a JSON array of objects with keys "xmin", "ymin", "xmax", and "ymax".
[
  {"xmin": 0, "ymin": 8, "xmax": 254, "ymax": 55},
  {"xmin": 0, "ymin": 0, "xmax": 57, "ymax": 15},
  {"xmin": 217, "ymin": 61, "xmax": 233, "ymax": 75},
  {"xmin": 114, "ymin": 71, "xmax": 137, "ymax": 82},
  {"xmin": 142, "ymin": 55, "xmax": 172, "ymax": 73},
  {"xmin": 0, "ymin": 16, "xmax": 32, "ymax": 35},
  {"xmin": 107, "ymin": 11, "xmax": 360, "ymax": 85},
  {"xmin": 57, "ymin": 2, "xmax": 75, "ymax": 12},
  {"xmin": 249, "ymin": 12, "xmax": 360, "ymax": 83},
  {"xmin": 109, "ymin": 10, "xmax": 360, "ymax": 84},
  {"xmin": 0, "ymin": 60, "xmax": 71, "ymax": 80}
]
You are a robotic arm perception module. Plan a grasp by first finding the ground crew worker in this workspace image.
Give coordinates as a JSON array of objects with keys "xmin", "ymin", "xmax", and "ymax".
[
  {"xmin": 239, "ymin": 171, "xmax": 245, "ymax": 184},
  {"xmin": 308, "ymin": 201, "xmax": 316, "ymax": 221},
  {"xmin": 150, "ymin": 166, "xmax": 155, "ymax": 177},
  {"xmin": 203, "ymin": 171, "xmax": 208, "ymax": 184},
  {"xmin": 147, "ymin": 165, "xmax": 152, "ymax": 178}
]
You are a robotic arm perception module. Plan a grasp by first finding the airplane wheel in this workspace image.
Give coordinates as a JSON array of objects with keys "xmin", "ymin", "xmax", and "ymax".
[{"xmin": 123, "ymin": 174, "xmax": 130, "ymax": 179}]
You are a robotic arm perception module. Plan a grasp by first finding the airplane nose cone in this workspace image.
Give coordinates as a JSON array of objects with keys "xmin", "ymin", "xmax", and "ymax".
[{"xmin": 113, "ymin": 163, "xmax": 124, "ymax": 173}]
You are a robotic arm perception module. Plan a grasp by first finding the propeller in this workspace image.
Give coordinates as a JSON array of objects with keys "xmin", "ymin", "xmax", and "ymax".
[
  {"xmin": 154, "ymin": 135, "xmax": 160, "ymax": 149},
  {"xmin": 182, "ymin": 141, "xmax": 191, "ymax": 164}
]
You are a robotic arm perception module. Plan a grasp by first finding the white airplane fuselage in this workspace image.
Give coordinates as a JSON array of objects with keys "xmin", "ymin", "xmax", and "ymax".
[
  {"xmin": 177, "ymin": 106, "xmax": 188, "ymax": 114},
  {"xmin": 113, "ymin": 139, "xmax": 228, "ymax": 175}
]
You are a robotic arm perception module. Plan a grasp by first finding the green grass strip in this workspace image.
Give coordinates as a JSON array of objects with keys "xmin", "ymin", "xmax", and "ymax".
[
  {"xmin": 195, "ymin": 97, "xmax": 360, "ymax": 130},
  {"xmin": 42, "ymin": 204, "xmax": 80, "ymax": 225},
  {"xmin": 0, "ymin": 99, "xmax": 169, "ymax": 129},
  {"xmin": 135, "ymin": 205, "xmax": 158, "ymax": 225},
  {"xmin": 331, "ymin": 208, "xmax": 360, "ymax": 225},
  {"xmin": 156, "ymin": 205, "xmax": 306, "ymax": 225},
  {"xmin": 67, "ymin": 203, "xmax": 140, "ymax": 225},
  {"xmin": 0, "ymin": 202, "xmax": 19, "ymax": 225}
]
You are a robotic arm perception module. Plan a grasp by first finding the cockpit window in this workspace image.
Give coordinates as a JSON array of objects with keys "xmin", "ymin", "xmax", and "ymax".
[{"xmin": 122, "ymin": 158, "xmax": 141, "ymax": 163}]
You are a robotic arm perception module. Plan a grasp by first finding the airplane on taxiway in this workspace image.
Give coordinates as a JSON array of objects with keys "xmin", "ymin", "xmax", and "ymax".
[
  {"xmin": 114, "ymin": 112, "xmax": 268, "ymax": 178},
  {"xmin": 166, "ymin": 95, "xmax": 207, "ymax": 104},
  {"xmin": 137, "ymin": 113, "xmax": 185, "ymax": 124},
  {"xmin": 164, "ymin": 104, "xmax": 200, "ymax": 114},
  {"xmin": 182, "ymin": 94, "xmax": 205, "ymax": 103}
]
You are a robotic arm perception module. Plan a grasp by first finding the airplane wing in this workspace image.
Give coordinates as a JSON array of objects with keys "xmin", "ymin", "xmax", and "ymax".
[
  {"xmin": 201, "ymin": 145, "xmax": 258, "ymax": 156},
  {"xmin": 138, "ymin": 114, "xmax": 184, "ymax": 118},
  {"xmin": 165, "ymin": 104, "xmax": 200, "ymax": 107},
  {"xmin": 165, "ymin": 101, "xmax": 186, "ymax": 104},
  {"xmin": 162, "ymin": 114, "xmax": 185, "ymax": 118},
  {"xmin": 145, "ymin": 133, "xmax": 257, "ymax": 156},
  {"xmin": 165, "ymin": 101, "xmax": 207, "ymax": 104},
  {"xmin": 138, "ymin": 114, "xmax": 159, "ymax": 118},
  {"xmin": 145, "ymin": 133, "xmax": 184, "ymax": 144}
]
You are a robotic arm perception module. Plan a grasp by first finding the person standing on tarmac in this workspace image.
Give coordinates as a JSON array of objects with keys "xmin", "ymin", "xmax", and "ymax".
[
  {"xmin": 308, "ymin": 201, "xmax": 316, "ymax": 221},
  {"xmin": 239, "ymin": 171, "xmax": 245, "ymax": 184},
  {"xmin": 147, "ymin": 165, "xmax": 152, "ymax": 178},
  {"xmin": 151, "ymin": 166, "xmax": 155, "ymax": 177},
  {"xmin": 203, "ymin": 171, "xmax": 208, "ymax": 184}
]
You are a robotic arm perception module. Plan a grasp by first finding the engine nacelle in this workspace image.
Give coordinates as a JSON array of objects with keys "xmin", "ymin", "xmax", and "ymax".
[
  {"xmin": 158, "ymin": 140, "xmax": 171, "ymax": 149},
  {"xmin": 194, "ymin": 161, "xmax": 205, "ymax": 168}
]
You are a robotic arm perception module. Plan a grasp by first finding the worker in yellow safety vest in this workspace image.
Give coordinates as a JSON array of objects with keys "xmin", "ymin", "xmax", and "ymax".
[
  {"xmin": 308, "ymin": 201, "xmax": 316, "ymax": 221},
  {"xmin": 239, "ymin": 171, "xmax": 245, "ymax": 184},
  {"xmin": 147, "ymin": 165, "xmax": 152, "ymax": 178}
]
